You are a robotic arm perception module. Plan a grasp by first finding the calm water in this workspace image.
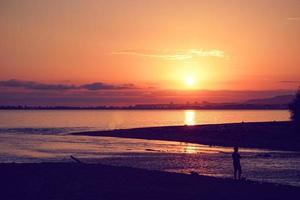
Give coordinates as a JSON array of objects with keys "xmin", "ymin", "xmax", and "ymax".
[
  {"xmin": 0, "ymin": 110, "xmax": 290, "ymax": 134},
  {"xmin": 1, "ymin": 109, "xmax": 299, "ymax": 187}
]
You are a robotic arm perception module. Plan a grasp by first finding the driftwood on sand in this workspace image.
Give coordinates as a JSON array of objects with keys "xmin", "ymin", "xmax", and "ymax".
[{"xmin": 70, "ymin": 155, "xmax": 84, "ymax": 164}]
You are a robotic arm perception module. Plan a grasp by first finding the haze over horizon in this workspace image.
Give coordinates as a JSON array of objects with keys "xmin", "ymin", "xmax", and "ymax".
[{"xmin": 1, "ymin": 0, "xmax": 299, "ymax": 106}]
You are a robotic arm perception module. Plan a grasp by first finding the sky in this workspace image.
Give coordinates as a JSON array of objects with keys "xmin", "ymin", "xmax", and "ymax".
[{"xmin": 0, "ymin": 0, "xmax": 299, "ymax": 106}]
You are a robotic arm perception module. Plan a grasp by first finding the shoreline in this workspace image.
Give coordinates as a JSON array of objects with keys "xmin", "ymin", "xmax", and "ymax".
[
  {"xmin": 1, "ymin": 163, "xmax": 299, "ymax": 199},
  {"xmin": 73, "ymin": 121, "xmax": 300, "ymax": 152}
]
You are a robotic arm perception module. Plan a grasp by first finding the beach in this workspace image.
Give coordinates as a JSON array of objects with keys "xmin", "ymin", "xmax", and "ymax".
[
  {"xmin": 1, "ymin": 120, "xmax": 300, "ymax": 198},
  {"xmin": 73, "ymin": 121, "xmax": 300, "ymax": 151},
  {"xmin": 1, "ymin": 163, "xmax": 300, "ymax": 200}
]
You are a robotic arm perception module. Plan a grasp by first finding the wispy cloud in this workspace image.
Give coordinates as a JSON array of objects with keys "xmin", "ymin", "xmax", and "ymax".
[
  {"xmin": 112, "ymin": 49, "xmax": 225, "ymax": 60},
  {"xmin": 0, "ymin": 79, "xmax": 77, "ymax": 90},
  {"xmin": 0, "ymin": 79, "xmax": 138, "ymax": 91},
  {"xmin": 280, "ymin": 81, "xmax": 300, "ymax": 84},
  {"xmin": 287, "ymin": 17, "xmax": 300, "ymax": 21}
]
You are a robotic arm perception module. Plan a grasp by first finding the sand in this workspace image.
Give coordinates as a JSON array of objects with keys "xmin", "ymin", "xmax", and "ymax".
[
  {"xmin": 73, "ymin": 121, "xmax": 300, "ymax": 151},
  {"xmin": 1, "ymin": 163, "xmax": 299, "ymax": 200}
]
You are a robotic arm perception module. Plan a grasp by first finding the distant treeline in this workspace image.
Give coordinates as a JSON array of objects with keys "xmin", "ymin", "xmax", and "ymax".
[{"xmin": 0, "ymin": 103, "xmax": 289, "ymax": 110}]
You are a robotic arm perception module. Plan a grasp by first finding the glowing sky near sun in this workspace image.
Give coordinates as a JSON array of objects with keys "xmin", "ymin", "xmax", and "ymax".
[{"xmin": 0, "ymin": 0, "xmax": 299, "ymax": 105}]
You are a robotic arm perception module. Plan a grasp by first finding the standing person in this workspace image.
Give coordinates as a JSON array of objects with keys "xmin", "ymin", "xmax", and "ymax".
[{"xmin": 232, "ymin": 146, "xmax": 242, "ymax": 180}]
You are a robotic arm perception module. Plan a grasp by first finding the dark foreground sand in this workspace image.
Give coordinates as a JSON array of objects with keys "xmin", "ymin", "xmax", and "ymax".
[
  {"xmin": 1, "ymin": 163, "xmax": 299, "ymax": 200},
  {"xmin": 74, "ymin": 121, "xmax": 300, "ymax": 151}
]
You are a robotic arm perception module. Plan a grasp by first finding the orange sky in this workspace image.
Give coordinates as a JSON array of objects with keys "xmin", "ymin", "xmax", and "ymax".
[{"xmin": 0, "ymin": 0, "xmax": 299, "ymax": 105}]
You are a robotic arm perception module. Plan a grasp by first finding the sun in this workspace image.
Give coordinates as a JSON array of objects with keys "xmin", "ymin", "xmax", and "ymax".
[{"xmin": 185, "ymin": 77, "xmax": 195, "ymax": 87}]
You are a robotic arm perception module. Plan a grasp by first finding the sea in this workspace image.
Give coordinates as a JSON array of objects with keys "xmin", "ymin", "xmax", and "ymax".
[{"xmin": 1, "ymin": 109, "xmax": 300, "ymax": 187}]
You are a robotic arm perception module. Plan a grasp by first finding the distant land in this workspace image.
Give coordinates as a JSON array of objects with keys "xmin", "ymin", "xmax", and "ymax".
[
  {"xmin": 0, "ymin": 95, "xmax": 294, "ymax": 110},
  {"xmin": 244, "ymin": 95, "xmax": 294, "ymax": 105}
]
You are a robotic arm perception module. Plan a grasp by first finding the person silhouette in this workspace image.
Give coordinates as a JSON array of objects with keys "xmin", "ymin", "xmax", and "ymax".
[{"xmin": 232, "ymin": 146, "xmax": 242, "ymax": 180}]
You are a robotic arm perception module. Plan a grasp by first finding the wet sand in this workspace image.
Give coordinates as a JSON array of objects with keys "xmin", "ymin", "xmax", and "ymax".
[
  {"xmin": 73, "ymin": 121, "xmax": 300, "ymax": 151},
  {"xmin": 1, "ymin": 163, "xmax": 299, "ymax": 200}
]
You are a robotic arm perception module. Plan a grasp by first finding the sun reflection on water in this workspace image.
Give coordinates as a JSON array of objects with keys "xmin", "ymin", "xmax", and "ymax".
[
  {"xmin": 182, "ymin": 143, "xmax": 198, "ymax": 154},
  {"xmin": 184, "ymin": 110, "xmax": 196, "ymax": 125}
]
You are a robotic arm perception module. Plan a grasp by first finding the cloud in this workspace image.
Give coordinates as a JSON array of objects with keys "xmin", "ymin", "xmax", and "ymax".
[
  {"xmin": 112, "ymin": 49, "xmax": 225, "ymax": 60},
  {"xmin": 0, "ymin": 79, "xmax": 77, "ymax": 90},
  {"xmin": 287, "ymin": 17, "xmax": 300, "ymax": 21},
  {"xmin": 0, "ymin": 89, "xmax": 295, "ymax": 106},
  {"xmin": 0, "ymin": 79, "xmax": 137, "ymax": 91},
  {"xmin": 280, "ymin": 81, "xmax": 300, "ymax": 84},
  {"xmin": 80, "ymin": 82, "xmax": 137, "ymax": 90}
]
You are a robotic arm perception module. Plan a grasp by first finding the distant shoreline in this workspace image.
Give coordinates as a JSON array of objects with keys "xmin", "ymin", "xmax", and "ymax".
[
  {"xmin": 0, "ymin": 107, "xmax": 290, "ymax": 110},
  {"xmin": 73, "ymin": 121, "xmax": 300, "ymax": 152},
  {"xmin": 0, "ymin": 104, "xmax": 290, "ymax": 110}
]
